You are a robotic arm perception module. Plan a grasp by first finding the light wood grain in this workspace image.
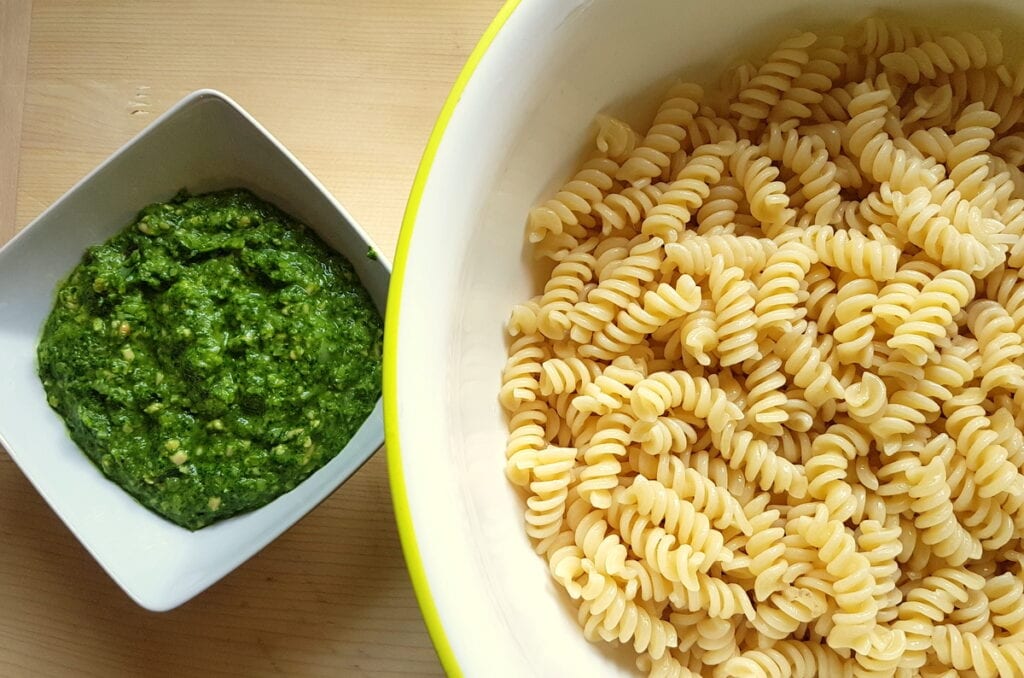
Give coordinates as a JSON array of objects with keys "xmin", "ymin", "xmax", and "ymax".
[
  {"xmin": 0, "ymin": 0, "xmax": 31, "ymax": 240},
  {"xmin": 2, "ymin": 1, "xmax": 503, "ymax": 675}
]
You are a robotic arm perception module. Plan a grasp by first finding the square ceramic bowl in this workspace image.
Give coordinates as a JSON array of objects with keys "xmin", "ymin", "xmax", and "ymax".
[
  {"xmin": 0, "ymin": 90, "xmax": 389, "ymax": 611},
  {"xmin": 386, "ymin": 0, "xmax": 1024, "ymax": 676}
]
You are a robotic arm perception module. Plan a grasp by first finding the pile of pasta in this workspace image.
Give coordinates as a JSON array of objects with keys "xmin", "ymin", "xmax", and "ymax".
[{"xmin": 500, "ymin": 16, "xmax": 1024, "ymax": 678}]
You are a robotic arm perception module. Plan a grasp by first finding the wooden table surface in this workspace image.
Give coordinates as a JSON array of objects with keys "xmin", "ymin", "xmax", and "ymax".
[{"xmin": 0, "ymin": 1, "xmax": 502, "ymax": 675}]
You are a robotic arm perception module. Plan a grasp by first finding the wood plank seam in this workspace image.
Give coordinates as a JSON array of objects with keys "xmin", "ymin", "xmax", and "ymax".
[{"xmin": 0, "ymin": 0, "xmax": 31, "ymax": 241}]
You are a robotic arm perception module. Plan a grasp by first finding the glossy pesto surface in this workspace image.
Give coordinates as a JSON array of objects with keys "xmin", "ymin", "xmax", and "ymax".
[{"xmin": 37, "ymin": 189, "xmax": 383, "ymax": 530}]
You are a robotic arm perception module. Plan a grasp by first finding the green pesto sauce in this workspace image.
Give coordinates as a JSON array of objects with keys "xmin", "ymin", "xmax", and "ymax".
[{"xmin": 37, "ymin": 189, "xmax": 383, "ymax": 530}]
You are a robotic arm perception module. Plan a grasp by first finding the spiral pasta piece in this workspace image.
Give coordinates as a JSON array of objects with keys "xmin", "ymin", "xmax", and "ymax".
[
  {"xmin": 525, "ymin": 445, "xmax": 578, "ymax": 551},
  {"xmin": 577, "ymin": 566, "xmax": 680, "ymax": 659},
  {"xmin": 507, "ymin": 297, "xmax": 541, "ymax": 337},
  {"xmin": 800, "ymin": 224, "xmax": 900, "ymax": 282},
  {"xmin": 538, "ymin": 357, "xmax": 601, "ymax": 396},
  {"xmin": 528, "ymin": 156, "xmax": 619, "ymax": 243},
  {"xmin": 852, "ymin": 16, "xmax": 935, "ymax": 59},
  {"xmin": 652, "ymin": 455, "xmax": 752, "ymax": 534},
  {"xmin": 857, "ymin": 521, "xmax": 902, "ymax": 613},
  {"xmin": 873, "ymin": 260, "xmax": 937, "ymax": 336},
  {"xmin": 943, "ymin": 387, "xmax": 1022, "ymax": 500},
  {"xmin": 805, "ymin": 423, "xmax": 867, "ymax": 523},
  {"xmin": 966, "ymin": 300, "xmax": 1024, "ymax": 392},
  {"xmin": 534, "ymin": 244, "xmax": 598, "ymax": 340},
  {"xmin": 573, "ymin": 359, "xmax": 646, "ymax": 416},
  {"xmin": 505, "ymin": 400, "xmax": 549, "ymax": 487},
  {"xmin": 888, "ymin": 270, "xmax": 975, "ymax": 366},
  {"xmin": 985, "ymin": 572, "xmax": 1024, "ymax": 635},
  {"xmin": 618, "ymin": 81, "xmax": 703, "ymax": 187},
  {"xmin": 770, "ymin": 36, "xmax": 848, "ymax": 126},
  {"xmin": 833, "ymin": 278, "xmax": 879, "ymax": 367},
  {"xmin": 674, "ymin": 572, "xmax": 756, "ymax": 621},
  {"xmin": 895, "ymin": 567, "xmax": 987, "ymax": 669},
  {"xmin": 697, "ymin": 178, "xmax": 744, "ymax": 234},
  {"xmin": 880, "ymin": 31, "xmax": 1003, "ymax": 83},
  {"xmin": 750, "ymin": 585, "xmax": 829, "ymax": 641},
  {"xmin": 642, "ymin": 143, "xmax": 734, "ymax": 242},
  {"xmin": 984, "ymin": 268, "xmax": 1024, "ymax": 341},
  {"xmin": 764, "ymin": 125, "xmax": 842, "ymax": 224},
  {"xmin": 500, "ymin": 334, "xmax": 548, "ymax": 411},
  {"xmin": 844, "ymin": 373, "xmax": 887, "ymax": 423},
  {"xmin": 890, "ymin": 187, "xmax": 996, "ymax": 276},
  {"xmin": 623, "ymin": 476, "xmax": 733, "ymax": 571},
  {"xmin": 693, "ymin": 616, "xmax": 739, "ymax": 667},
  {"xmin": 731, "ymin": 32, "xmax": 817, "ymax": 131},
  {"xmin": 630, "ymin": 415, "xmax": 696, "ymax": 457},
  {"xmin": 595, "ymin": 114, "xmax": 640, "ymax": 163},
  {"xmin": 740, "ymin": 509, "xmax": 790, "ymax": 602},
  {"xmin": 593, "ymin": 183, "xmax": 666, "ymax": 234},
  {"xmin": 629, "ymin": 370, "xmax": 741, "ymax": 428},
  {"xmin": 795, "ymin": 508, "xmax": 877, "ymax": 654},
  {"xmin": 714, "ymin": 639, "xmax": 850, "ymax": 678},
  {"xmin": 677, "ymin": 299, "xmax": 718, "ymax": 366},
  {"xmin": 906, "ymin": 457, "xmax": 982, "ymax": 566},
  {"xmin": 946, "ymin": 102, "xmax": 1001, "ymax": 201},
  {"xmin": 709, "ymin": 256, "xmax": 759, "ymax": 367},
  {"xmin": 743, "ymin": 354, "xmax": 789, "ymax": 435},
  {"xmin": 845, "ymin": 83, "xmax": 944, "ymax": 193},
  {"xmin": 772, "ymin": 320, "xmax": 843, "ymax": 407},
  {"xmin": 932, "ymin": 624, "xmax": 1024, "ymax": 677},
  {"xmin": 577, "ymin": 412, "xmax": 633, "ymax": 509},
  {"xmin": 713, "ymin": 421, "xmax": 808, "ymax": 498},
  {"xmin": 753, "ymin": 241, "xmax": 817, "ymax": 337},
  {"xmin": 582, "ymin": 275, "xmax": 702, "ymax": 359},
  {"xmin": 569, "ymin": 237, "xmax": 665, "ymax": 343},
  {"xmin": 607, "ymin": 498, "xmax": 705, "ymax": 589},
  {"xmin": 728, "ymin": 140, "xmax": 793, "ymax": 232},
  {"xmin": 802, "ymin": 262, "xmax": 839, "ymax": 332}
]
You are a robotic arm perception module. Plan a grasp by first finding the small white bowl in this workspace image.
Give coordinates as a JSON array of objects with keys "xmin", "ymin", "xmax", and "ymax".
[{"xmin": 0, "ymin": 90, "xmax": 389, "ymax": 611}]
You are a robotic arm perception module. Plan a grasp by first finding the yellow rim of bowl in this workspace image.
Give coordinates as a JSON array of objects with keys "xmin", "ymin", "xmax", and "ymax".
[{"xmin": 383, "ymin": 1, "xmax": 522, "ymax": 675}]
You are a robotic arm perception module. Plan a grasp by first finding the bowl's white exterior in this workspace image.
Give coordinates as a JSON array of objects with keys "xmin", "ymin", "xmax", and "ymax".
[
  {"xmin": 0, "ymin": 90, "xmax": 389, "ymax": 611},
  {"xmin": 389, "ymin": 0, "xmax": 1024, "ymax": 675}
]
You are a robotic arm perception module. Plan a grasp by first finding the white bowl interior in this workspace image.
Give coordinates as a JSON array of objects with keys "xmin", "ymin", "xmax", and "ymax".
[
  {"xmin": 392, "ymin": 0, "xmax": 1024, "ymax": 675},
  {"xmin": 0, "ymin": 91, "xmax": 388, "ymax": 611}
]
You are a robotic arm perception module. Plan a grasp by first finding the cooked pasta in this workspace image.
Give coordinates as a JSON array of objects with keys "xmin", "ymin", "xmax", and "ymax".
[{"xmin": 502, "ymin": 16, "xmax": 1024, "ymax": 678}]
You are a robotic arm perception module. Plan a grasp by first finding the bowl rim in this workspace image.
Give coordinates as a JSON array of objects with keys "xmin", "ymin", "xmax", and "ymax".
[
  {"xmin": 1, "ymin": 87, "xmax": 390, "ymax": 611},
  {"xmin": 383, "ymin": 0, "xmax": 521, "ymax": 674}
]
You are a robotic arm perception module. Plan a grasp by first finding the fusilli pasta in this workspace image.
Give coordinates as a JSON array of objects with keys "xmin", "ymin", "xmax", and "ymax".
[{"xmin": 502, "ymin": 16, "xmax": 1024, "ymax": 678}]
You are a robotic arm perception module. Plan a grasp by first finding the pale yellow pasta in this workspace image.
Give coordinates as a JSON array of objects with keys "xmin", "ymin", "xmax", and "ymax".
[
  {"xmin": 731, "ymin": 32, "xmax": 817, "ymax": 130},
  {"xmin": 501, "ymin": 17, "xmax": 1024, "ymax": 678},
  {"xmin": 879, "ymin": 31, "xmax": 1003, "ymax": 83},
  {"xmin": 770, "ymin": 36, "xmax": 848, "ymax": 128},
  {"xmin": 594, "ymin": 114, "xmax": 640, "ymax": 163},
  {"xmin": 618, "ymin": 81, "xmax": 703, "ymax": 187},
  {"xmin": 728, "ymin": 140, "xmax": 793, "ymax": 232},
  {"xmin": 696, "ymin": 177, "xmax": 746, "ymax": 233},
  {"xmin": 525, "ymin": 445, "xmax": 578, "ymax": 552},
  {"xmin": 643, "ymin": 142, "xmax": 734, "ymax": 243},
  {"xmin": 888, "ymin": 269, "xmax": 975, "ymax": 366},
  {"xmin": 832, "ymin": 277, "xmax": 879, "ymax": 367},
  {"xmin": 966, "ymin": 300, "xmax": 1024, "ymax": 392},
  {"xmin": 708, "ymin": 256, "xmax": 759, "ymax": 367},
  {"xmin": 528, "ymin": 156, "xmax": 620, "ymax": 244},
  {"xmin": 752, "ymin": 240, "xmax": 817, "ymax": 336},
  {"xmin": 763, "ymin": 125, "xmax": 842, "ymax": 225}
]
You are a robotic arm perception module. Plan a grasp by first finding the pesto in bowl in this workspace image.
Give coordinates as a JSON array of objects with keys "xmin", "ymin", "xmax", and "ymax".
[{"xmin": 37, "ymin": 189, "xmax": 383, "ymax": 530}]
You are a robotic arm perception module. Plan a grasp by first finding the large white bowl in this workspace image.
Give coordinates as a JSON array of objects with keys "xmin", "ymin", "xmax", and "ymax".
[
  {"xmin": 386, "ymin": 0, "xmax": 1024, "ymax": 676},
  {"xmin": 0, "ymin": 90, "xmax": 389, "ymax": 611}
]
